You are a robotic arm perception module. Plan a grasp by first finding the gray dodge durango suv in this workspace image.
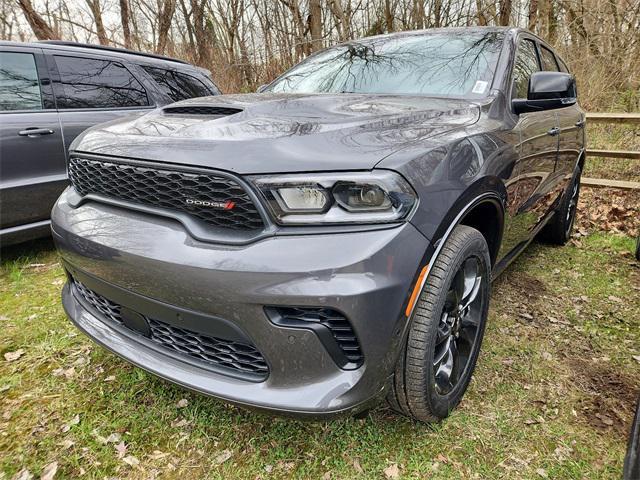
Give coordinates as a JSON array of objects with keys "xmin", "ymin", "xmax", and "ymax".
[
  {"xmin": 52, "ymin": 27, "xmax": 585, "ymax": 422},
  {"xmin": 0, "ymin": 40, "xmax": 219, "ymax": 246}
]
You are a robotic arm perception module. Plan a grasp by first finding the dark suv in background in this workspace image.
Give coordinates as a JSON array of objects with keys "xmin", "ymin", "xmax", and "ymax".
[{"xmin": 0, "ymin": 41, "xmax": 220, "ymax": 246}]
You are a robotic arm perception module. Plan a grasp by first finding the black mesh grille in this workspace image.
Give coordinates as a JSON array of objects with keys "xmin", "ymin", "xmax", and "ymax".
[
  {"xmin": 148, "ymin": 319, "xmax": 268, "ymax": 376},
  {"xmin": 273, "ymin": 306, "xmax": 363, "ymax": 367},
  {"xmin": 71, "ymin": 278, "xmax": 268, "ymax": 378},
  {"xmin": 68, "ymin": 157, "xmax": 264, "ymax": 231},
  {"xmin": 163, "ymin": 106, "xmax": 242, "ymax": 116}
]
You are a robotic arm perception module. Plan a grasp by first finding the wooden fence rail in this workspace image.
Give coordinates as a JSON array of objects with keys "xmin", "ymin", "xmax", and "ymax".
[{"xmin": 581, "ymin": 112, "xmax": 640, "ymax": 190}]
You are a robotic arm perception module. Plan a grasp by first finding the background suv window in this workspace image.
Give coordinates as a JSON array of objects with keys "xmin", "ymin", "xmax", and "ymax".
[
  {"xmin": 0, "ymin": 52, "xmax": 42, "ymax": 111},
  {"xmin": 142, "ymin": 66, "xmax": 212, "ymax": 101},
  {"xmin": 53, "ymin": 55, "xmax": 148, "ymax": 109},
  {"xmin": 540, "ymin": 46, "xmax": 560, "ymax": 71},
  {"xmin": 512, "ymin": 39, "xmax": 540, "ymax": 99}
]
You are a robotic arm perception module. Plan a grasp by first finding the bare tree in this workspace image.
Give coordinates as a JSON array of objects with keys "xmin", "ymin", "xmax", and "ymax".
[
  {"xmin": 120, "ymin": 0, "xmax": 132, "ymax": 48},
  {"xmin": 16, "ymin": 0, "xmax": 58, "ymax": 39}
]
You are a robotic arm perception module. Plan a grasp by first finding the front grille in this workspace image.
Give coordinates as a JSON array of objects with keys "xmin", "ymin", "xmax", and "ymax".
[
  {"xmin": 74, "ymin": 280, "xmax": 122, "ymax": 325},
  {"xmin": 271, "ymin": 306, "xmax": 363, "ymax": 367},
  {"xmin": 148, "ymin": 319, "xmax": 268, "ymax": 375},
  {"xmin": 71, "ymin": 278, "xmax": 268, "ymax": 378},
  {"xmin": 68, "ymin": 157, "xmax": 264, "ymax": 231},
  {"xmin": 163, "ymin": 106, "xmax": 242, "ymax": 116}
]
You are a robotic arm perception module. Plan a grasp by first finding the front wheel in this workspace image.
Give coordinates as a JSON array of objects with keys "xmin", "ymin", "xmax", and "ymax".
[{"xmin": 387, "ymin": 225, "xmax": 491, "ymax": 422}]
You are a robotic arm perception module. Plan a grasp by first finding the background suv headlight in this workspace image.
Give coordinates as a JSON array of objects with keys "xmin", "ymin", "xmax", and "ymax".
[{"xmin": 249, "ymin": 171, "xmax": 417, "ymax": 225}]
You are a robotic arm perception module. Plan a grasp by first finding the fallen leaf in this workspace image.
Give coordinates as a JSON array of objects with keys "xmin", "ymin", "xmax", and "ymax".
[
  {"xmin": 104, "ymin": 375, "xmax": 116, "ymax": 382},
  {"xmin": 322, "ymin": 472, "xmax": 331, "ymax": 480},
  {"xmin": 383, "ymin": 463, "xmax": 400, "ymax": 479},
  {"xmin": 176, "ymin": 398, "xmax": 189, "ymax": 408},
  {"xmin": 59, "ymin": 439, "xmax": 75, "ymax": 450},
  {"xmin": 4, "ymin": 349, "xmax": 25, "ymax": 361},
  {"xmin": 148, "ymin": 450, "xmax": 169, "ymax": 460},
  {"xmin": 213, "ymin": 449, "xmax": 232, "ymax": 465},
  {"xmin": 352, "ymin": 457, "xmax": 364, "ymax": 474},
  {"xmin": 122, "ymin": 455, "xmax": 139, "ymax": 467},
  {"xmin": 11, "ymin": 469, "xmax": 33, "ymax": 480},
  {"xmin": 171, "ymin": 418, "xmax": 190, "ymax": 428},
  {"xmin": 105, "ymin": 433, "xmax": 121, "ymax": 443},
  {"xmin": 61, "ymin": 414, "xmax": 80, "ymax": 433},
  {"xmin": 536, "ymin": 468, "xmax": 548, "ymax": 478},
  {"xmin": 632, "ymin": 355, "xmax": 640, "ymax": 364},
  {"xmin": 264, "ymin": 465, "xmax": 273, "ymax": 473},
  {"xmin": 40, "ymin": 462, "xmax": 58, "ymax": 480},
  {"xmin": 115, "ymin": 441, "xmax": 127, "ymax": 458},
  {"xmin": 595, "ymin": 413, "xmax": 614, "ymax": 426}
]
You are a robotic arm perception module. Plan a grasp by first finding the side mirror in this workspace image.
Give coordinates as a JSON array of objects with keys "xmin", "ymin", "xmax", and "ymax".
[
  {"xmin": 512, "ymin": 71, "xmax": 577, "ymax": 114},
  {"xmin": 256, "ymin": 84, "xmax": 269, "ymax": 93}
]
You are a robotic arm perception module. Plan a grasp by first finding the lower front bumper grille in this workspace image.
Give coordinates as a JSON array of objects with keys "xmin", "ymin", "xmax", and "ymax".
[{"xmin": 71, "ymin": 278, "xmax": 268, "ymax": 378}]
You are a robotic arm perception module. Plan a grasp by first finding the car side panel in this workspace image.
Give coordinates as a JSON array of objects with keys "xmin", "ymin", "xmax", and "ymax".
[
  {"xmin": 499, "ymin": 109, "xmax": 560, "ymax": 258},
  {"xmin": 0, "ymin": 46, "xmax": 66, "ymax": 235},
  {"xmin": 556, "ymin": 103, "xmax": 585, "ymax": 181}
]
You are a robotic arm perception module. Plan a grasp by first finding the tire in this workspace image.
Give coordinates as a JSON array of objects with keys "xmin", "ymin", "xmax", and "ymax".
[
  {"xmin": 387, "ymin": 225, "xmax": 491, "ymax": 422},
  {"xmin": 540, "ymin": 164, "xmax": 582, "ymax": 245}
]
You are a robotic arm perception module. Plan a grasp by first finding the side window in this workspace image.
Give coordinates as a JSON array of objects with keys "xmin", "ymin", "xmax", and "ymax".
[
  {"xmin": 512, "ymin": 39, "xmax": 540, "ymax": 99},
  {"xmin": 539, "ymin": 46, "xmax": 560, "ymax": 71},
  {"xmin": 557, "ymin": 58, "xmax": 569, "ymax": 73},
  {"xmin": 142, "ymin": 66, "xmax": 213, "ymax": 102},
  {"xmin": 0, "ymin": 52, "xmax": 42, "ymax": 111},
  {"xmin": 53, "ymin": 55, "xmax": 148, "ymax": 109}
]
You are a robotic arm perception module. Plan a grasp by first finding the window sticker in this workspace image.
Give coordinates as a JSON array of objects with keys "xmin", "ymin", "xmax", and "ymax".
[{"xmin": 472, "ymin": 80, "xmax": 488, "ymax": 94}]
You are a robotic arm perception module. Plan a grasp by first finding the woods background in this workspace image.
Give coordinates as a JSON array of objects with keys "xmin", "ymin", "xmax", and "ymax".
[{"xmin": 2, "ymin": 0, "xmax": 639, "ymax": 111}]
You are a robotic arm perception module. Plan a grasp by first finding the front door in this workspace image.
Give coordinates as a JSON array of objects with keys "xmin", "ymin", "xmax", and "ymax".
[
  {"xmin": 0, "ymin": 47, "xmax": 66, "ymax": 234},
  {"xmin": 498, "ymin": 37, "xmax": 560, "ymax": 260}
]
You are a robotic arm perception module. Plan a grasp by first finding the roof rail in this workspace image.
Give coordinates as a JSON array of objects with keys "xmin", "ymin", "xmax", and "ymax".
[{"xmin": 37, "ymin": 40, "xmax": 189, "ymax": 65}]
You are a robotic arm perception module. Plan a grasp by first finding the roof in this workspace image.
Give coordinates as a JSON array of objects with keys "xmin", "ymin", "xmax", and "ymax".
[
  {"xmin": 0, "ymin": 40, "xmax": 196, "ymax": 69},
  {"xmin": 38, "ymin": 40, "xmax": 188, "ymax": 65}
]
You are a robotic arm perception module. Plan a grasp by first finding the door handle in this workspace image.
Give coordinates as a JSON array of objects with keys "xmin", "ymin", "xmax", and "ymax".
[
  {"xmin": 547, "ymin": 127, "xmax": 560, "ymax": 136},
  {"xmin": 575, "ymin": 119, "xmax": 585, "ymax": 128},
  {"xmin": 18, "ymin": 128, "xmax": 54, "ymax": 137}
]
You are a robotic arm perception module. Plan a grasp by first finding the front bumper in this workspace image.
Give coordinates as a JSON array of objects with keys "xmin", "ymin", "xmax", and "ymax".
[{"xmin": 52, "ymin": 189, "xmax": 430, "ymax": 417}]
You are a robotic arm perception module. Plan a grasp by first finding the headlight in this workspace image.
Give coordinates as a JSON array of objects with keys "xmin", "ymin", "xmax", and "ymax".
[{"xmin": 249, "ymin": 171, "xmax": 417, "ymax": 225}]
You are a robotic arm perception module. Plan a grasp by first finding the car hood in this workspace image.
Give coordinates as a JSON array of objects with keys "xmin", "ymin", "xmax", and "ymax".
[{"xmin": 73, "ymin": 93, "xmax": 480, "ymax": 174}]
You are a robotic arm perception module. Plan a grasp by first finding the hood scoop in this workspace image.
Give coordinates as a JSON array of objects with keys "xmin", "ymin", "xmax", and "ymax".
[{"xmin": 163, "ymin": 105, "xmax": 243, "ymax": 116}]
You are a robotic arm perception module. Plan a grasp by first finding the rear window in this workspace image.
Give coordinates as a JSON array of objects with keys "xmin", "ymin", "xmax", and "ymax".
[
  {"xmin": 142, "ymin": 66, "xmax": 213, "ymax": 101},
  {"xmin": 54, "ymin": 55, "xmax": 149, "ymax": 109},
  {"xmin": 0, "ymin": 52, "xmax": 42, "ymax": 111}
]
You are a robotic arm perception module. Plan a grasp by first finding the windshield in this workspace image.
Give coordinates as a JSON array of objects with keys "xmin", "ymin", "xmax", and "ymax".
[{"xmin": 267, "ymin": 31, "xmax": 504, "ymax": 98}]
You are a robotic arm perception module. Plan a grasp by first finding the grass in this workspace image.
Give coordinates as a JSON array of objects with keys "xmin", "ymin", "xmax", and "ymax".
[{"xmin": 1, "ymin": 233, "xmax": 639, "ymax": 479}]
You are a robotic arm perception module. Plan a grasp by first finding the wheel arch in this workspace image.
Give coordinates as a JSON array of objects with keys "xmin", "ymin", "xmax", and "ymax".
[
  {"xmin": 429, "ymin": 180, "xmax": 506, "ymax": 268},
  {"xmin": 403, "ymin": 180, "xmax": 505, "ymax": 321}
]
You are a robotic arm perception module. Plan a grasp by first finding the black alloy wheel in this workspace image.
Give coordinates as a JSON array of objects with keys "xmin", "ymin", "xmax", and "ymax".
[
  {"xmin": 387, "ymin": 225, "xmax": 490, "ymax": 422},
  {"xmin": 434, "ymin": 256, "xmax": 485, "ymax": 395}
]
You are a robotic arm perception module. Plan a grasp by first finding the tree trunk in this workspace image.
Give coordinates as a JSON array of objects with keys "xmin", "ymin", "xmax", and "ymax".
[
  {"xmin": 85, "ymin": 0, "xmax": 109, "ymax": 45},
  {"xmin": 16, "ymin": 0, "xmax": 57, "ymax": 40},
  {"xmin": 384, "ymin": 0, "xmax": 394, "ymax": 32},
  {"xmin": 528, "ymin": 0, "xmax": 538, "ymax": 31},
  {"xmin": 308, "ymin": 0, "xmax": 322, "ymax": 51},
  {"xmin": 499, "ymin": 0, "xmax": 511, "ymax": 26},
  {"xmin": 157, "ymin": 0, "xmax": 177, "ymax": 54},
  {"xmin": 119, "ymin": 0, "xmax": 132, "ymax": 48}
]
